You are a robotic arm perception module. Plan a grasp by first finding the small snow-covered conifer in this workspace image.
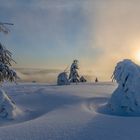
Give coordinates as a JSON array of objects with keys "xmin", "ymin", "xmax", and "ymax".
[
  {"xmin": 69, "ymin": 60, "xmax": 80, "ymax": 83},
  {"xmin": 80, "ymin": 76, "xmax": 87, "ymax": 82}
]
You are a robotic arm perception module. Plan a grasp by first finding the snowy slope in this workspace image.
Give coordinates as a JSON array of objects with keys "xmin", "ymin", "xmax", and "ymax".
[{"xmin": 0, "ymin": 82, "xmax": 139, "ymax": 140}]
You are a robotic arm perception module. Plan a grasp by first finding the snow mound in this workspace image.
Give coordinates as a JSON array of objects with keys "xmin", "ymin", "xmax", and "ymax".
[
  {"xmin": 0, "ymin": 89, "xmax": 22, "ymax": 119},
  {"xmin": 99, "ymin": 59, "xmax": 140, "ymax": 116},
  {"xmin": 57, "ymin": 72, "xmax": 70, "ymax": 85}
]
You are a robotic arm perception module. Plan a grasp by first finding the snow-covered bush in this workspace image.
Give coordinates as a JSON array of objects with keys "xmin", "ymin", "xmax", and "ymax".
[
  {"xmin": 107, "ymin": 59, "xmax": 140, "ymax": 116},
  {"xmin": 57, "ymin": 72, "xmax": 70, "ymax": 85}
]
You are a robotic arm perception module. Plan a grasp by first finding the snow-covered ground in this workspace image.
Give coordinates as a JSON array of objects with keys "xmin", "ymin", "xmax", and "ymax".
[{"xmin": 0, "ymin": 82, "xmax": 139, "ymax": 140}]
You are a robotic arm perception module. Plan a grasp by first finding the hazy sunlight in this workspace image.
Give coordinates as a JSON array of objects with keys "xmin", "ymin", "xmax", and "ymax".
[{"xmin": 134, "ymin": 48, "xmax": 140, "ymax": 63}]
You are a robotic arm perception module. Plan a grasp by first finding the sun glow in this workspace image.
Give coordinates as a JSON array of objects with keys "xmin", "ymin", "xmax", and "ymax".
[{"xmin": 134, "ymin": 49, "xmax": 140, "ymax": 62}]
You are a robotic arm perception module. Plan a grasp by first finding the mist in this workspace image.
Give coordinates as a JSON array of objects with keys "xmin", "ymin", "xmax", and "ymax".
[{"xmin": 1, "ymin": 0, "xmax": 140, "ymax": 81}]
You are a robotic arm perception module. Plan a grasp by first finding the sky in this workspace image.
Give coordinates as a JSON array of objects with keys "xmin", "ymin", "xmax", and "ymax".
[{"xmin": 1, "ymin": 0, "xmax": 140, "ymax": 81}]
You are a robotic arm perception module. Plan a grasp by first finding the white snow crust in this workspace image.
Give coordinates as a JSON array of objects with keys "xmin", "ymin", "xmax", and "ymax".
[{"xmin": 0, "ymin": 82, "xmax": 139, "ymax": 140}]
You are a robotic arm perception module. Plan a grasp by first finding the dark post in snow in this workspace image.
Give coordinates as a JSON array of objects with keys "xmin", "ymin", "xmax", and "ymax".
[{"xmin": 95, "ymin": 77, "xmax": 98, "ymax": 83}]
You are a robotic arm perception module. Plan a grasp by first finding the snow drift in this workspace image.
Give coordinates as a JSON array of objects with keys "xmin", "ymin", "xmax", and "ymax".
[
  {"xmin": 0, "ymin": 89, "xmax": 21, "ymax": 119},
  {"xmin": 106, "ymin": 59, "xmax": 140, "ymax": 116}
]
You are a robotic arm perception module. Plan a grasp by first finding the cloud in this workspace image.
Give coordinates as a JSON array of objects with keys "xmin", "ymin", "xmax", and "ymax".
[
  {"xmin": 85, "ymin": 0, "xmax": 140, "ymax": 80},
  {"xmin": 0, "ymin": 0, "xmax": 93, "ymax": 68},
  {"xmin": 16, "ymin": 68, "xmax": 61, "ymax": 83},
  {"xmin": 2, "ymin": 0, "xmax": 140, "ymax": 81},
  {"xmin": 16, "ymin": 67, "xmax": 95, "ymax": 83}
]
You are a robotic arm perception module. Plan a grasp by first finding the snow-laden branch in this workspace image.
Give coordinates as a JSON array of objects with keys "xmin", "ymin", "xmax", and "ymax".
[{"xmin": 0, "ymin": 44, "xmax": 18, "ymax": 83}]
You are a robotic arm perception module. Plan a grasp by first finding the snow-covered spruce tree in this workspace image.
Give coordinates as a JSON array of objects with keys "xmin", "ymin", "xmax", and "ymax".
[
  {"xmin": 80, "ymin": 76, "xmax": 87, "ymax": 82},
  {"xmin": 69, "ymin": 60, "xmax": 80, "ymax": 83},
  {"xmin": 107, "ymin": 59, "xmax": 140, "ymax": 116},
  {"xmin": 57, "ymin": 72, "xmax": 70, "ymax": 85},
  {"xmin": 0, "ymin": 23, "xmax": 20, "ymax": 119}
]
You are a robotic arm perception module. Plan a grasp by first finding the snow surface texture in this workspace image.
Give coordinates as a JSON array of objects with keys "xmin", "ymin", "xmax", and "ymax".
[
  {"xmin": 100, "ymin": 59, "xmax": 140, "ymax": 116},
  {"xmin": 2, "ymin": 82, "xmax": 140, "ymax": 140}
]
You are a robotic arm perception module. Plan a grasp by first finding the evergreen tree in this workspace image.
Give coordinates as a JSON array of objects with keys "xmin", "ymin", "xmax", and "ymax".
[
  {"xmin": 0, "ymin": 22, "xmax": 20, "ymax": 119},
  {"xmin": 0, "ymin": 23, "xmax": 17, "ymax": 83},
  {"xmin": 69, "ymin": 60, "xmax": 80, "ymax": 83},
  {"xmin": 80, "ymin": 76, "xmax": 87, "ymax": 82}
]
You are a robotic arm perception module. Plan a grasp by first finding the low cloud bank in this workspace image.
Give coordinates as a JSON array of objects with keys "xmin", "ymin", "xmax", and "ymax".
[{"xmin": 16, "ymin": 68, "xmax": 96, "ymax": 83}]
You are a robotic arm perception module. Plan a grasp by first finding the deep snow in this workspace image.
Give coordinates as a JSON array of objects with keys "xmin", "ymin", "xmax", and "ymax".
[{"xmin": 0, "ymin": 82, "xmax": 139, "ymax": 140}]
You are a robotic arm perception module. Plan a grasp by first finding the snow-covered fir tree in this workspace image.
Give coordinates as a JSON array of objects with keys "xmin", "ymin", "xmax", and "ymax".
[
  {"xmin": 107, "ymin": 59, "xmax": 140, "ymax": 116},
  {"xmin": 69, "ymin": 60, "xmax": 80, "ymax": 83},
  {"xmin": 0, "ymin": 23, "xmax": 20, "ymax": 119},
  {"xmin": 80, "ymin": 76, "xmax": 87, "ymax": 82}
]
